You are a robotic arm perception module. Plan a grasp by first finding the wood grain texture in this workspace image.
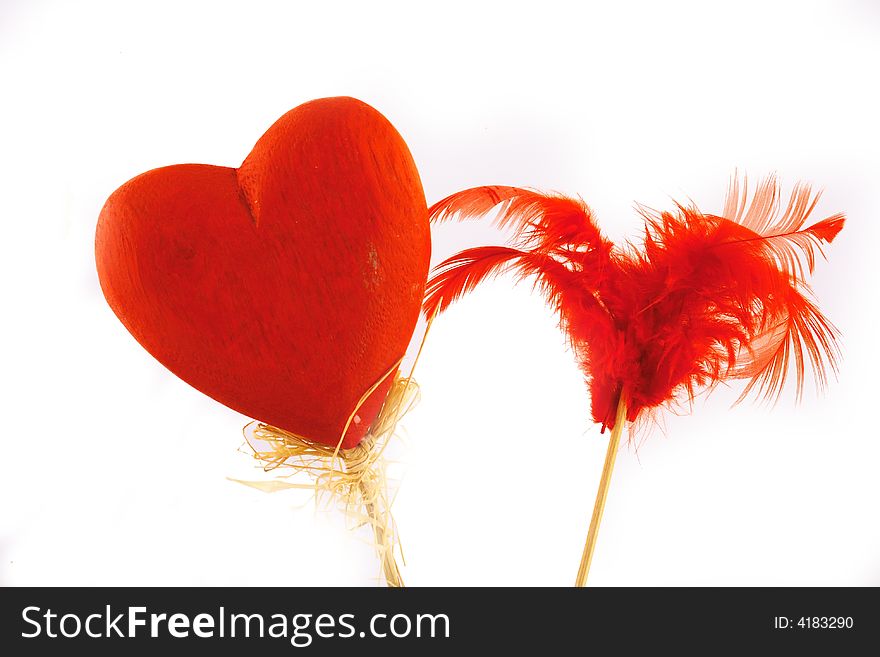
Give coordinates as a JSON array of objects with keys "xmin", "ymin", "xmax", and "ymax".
[{"xmin": 96, "ymin": 97, "xmax": 430, "ymax": 448}]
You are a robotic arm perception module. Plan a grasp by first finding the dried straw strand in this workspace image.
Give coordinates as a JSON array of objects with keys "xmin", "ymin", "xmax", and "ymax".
[
  {"xmin": 232, "ymin": 314, "xmax": 436, "ymax": 587},
  {"xmin": 237, "ymin": 375, "xmax": 419, "ymax": 587}
]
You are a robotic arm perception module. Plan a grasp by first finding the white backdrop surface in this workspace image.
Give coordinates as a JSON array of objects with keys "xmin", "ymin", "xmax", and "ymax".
[{"xmin": 1, "ymin": 0, "xmax": 878, "ymax": 586}]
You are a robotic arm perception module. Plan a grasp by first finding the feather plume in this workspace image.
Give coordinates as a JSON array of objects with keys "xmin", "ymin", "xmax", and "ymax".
[{"xmin": 426, "ymin": 175, "xmax": 844, "ymax": 430}]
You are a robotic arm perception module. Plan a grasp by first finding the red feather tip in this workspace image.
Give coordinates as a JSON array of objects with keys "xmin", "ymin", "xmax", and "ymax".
[{"xmin": 425, "ymin": 175, "xmax": 844, "ymax": 430}]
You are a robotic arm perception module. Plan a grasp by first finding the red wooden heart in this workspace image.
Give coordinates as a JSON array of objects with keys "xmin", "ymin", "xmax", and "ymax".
[{"xmin": 96, "ymin": 97, "xmax": 430, "ymax": 448}]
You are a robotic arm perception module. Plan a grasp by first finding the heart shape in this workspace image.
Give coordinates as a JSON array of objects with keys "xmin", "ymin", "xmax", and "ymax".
[{"xmin": 96, "ymin": 97, "xmax": 430, "ymax": 448}]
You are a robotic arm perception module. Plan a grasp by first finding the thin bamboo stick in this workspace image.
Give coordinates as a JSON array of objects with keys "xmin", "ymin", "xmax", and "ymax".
[{"xmin": 575, "ymin": 393, "xmax": 628, "ymax": 587}]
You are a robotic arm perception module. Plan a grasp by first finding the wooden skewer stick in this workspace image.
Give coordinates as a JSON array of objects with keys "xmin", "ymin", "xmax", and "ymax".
[{"xmin": 575, "ymin": 393, "xmax": 628, "ymax": 587}]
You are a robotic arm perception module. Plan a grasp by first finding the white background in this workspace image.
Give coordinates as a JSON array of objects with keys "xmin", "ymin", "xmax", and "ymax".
[{"xmin": 1, "ymin": 0, "xmax": 878, "ymax": 586}]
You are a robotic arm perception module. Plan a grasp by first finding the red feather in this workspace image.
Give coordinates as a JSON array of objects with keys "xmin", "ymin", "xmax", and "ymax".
[{"xmin": 426, "ymin": 175, "xmax": 844, "ymax": 431}]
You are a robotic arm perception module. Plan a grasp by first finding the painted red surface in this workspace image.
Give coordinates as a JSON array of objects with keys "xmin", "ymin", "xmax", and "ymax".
[{"xmin": 96, "ymin": 97, "xmax": 430, "ymax": 448}]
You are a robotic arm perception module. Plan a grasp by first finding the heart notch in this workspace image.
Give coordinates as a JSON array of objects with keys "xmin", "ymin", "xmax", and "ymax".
[{"xmin": 96, "ymin": 97, "xmax": 431, "ymax": 448}]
